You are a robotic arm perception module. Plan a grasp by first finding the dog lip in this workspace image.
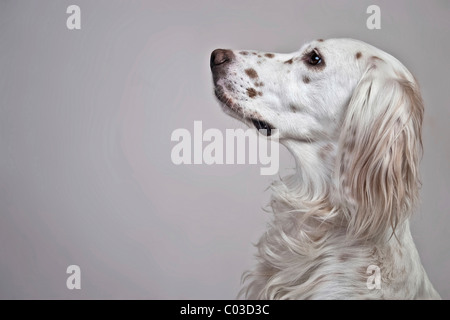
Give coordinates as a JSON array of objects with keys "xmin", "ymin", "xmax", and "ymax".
[{"xmin": 250, "ymin": 118, "xmax": 273, "ymax": 136}]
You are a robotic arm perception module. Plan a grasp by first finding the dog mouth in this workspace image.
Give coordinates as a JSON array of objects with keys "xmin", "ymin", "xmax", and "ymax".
[
  {"xmin": 214, "ymin": 85, "xmax": 274, "ymax": 136},
  {"xmin": 251, "ymin": 118, "xmax": 273, "ymax": 136}
]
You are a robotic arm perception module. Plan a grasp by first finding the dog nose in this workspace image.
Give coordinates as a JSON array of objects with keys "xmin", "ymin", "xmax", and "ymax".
[{"xmin": 210, "ymin": 49, "xmax": 233, "ymax": 69}]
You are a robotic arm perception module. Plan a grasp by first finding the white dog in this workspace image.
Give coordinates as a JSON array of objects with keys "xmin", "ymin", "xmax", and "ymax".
[{"xmin": 210, "ymin": 38, "xmax": 440, "ymax": 299}]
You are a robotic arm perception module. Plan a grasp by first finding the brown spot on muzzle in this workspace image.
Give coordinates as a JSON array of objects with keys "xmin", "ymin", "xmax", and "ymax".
[
  {"xmin": 225, "ymin": 83, "xmax": 234, "ymax": 91},
  {"xmin": 246, "ymin": 88, "xmax": 257, "ymax": 98},
  {"xmin": 290, "ymin": 104, "xmax": 301, "ymax": 113},
  {"xmin": 356, "ymin": 52, "xmax": 362, "ymax": 59},
  {"xmin": 284, "ymin": 58, "xmax": 293, "ymax": 64},
  {"xmin": 265, "ymin": 53, "xmax": 275, "ymax": 58},
  {"xmin": 303, "ymin": 76, "xmax": 310, "ymax": 84},
  {"xmin": 245, "ymin": 68, "xmax": 258, "ymax": 79}
]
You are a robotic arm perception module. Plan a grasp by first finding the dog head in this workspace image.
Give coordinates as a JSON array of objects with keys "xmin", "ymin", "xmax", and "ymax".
[
  {"xmin": 210, "ymin": 38, "xmax": 368, "ymax": 141},
  {"xmin": 211, "ymin": 38, "xmax": 424, "ymax": 239}
]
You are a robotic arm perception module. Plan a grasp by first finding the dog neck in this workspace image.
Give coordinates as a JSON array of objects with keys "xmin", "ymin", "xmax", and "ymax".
[
  {"xmin": 275, "ymin": 139, "xmax": 413, "ymax": 244},
  {"xmin": 242, "ymin": 139, "xmax": 440, "ymax": 299},
  {"xmin": 281, "ymin": 140, "xmax": 336, "ymax": 202}
]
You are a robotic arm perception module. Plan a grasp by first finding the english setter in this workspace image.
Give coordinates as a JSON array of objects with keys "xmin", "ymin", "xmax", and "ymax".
[{"xmin": 210, "ymin": 38, "xmax": 440, "ymax": 299}]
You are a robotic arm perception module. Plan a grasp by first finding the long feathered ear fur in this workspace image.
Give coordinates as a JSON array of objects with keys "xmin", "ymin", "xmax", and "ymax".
[{"xmin": 337, "ymin": 58, "xmax": 424, "ymax": 240}]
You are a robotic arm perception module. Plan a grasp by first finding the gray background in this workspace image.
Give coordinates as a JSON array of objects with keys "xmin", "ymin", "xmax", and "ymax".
[{"xmin": 0, "ymin": 0, "xmax": 449, "ymax": 299}]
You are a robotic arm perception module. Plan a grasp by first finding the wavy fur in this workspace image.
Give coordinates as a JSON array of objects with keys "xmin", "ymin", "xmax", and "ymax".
[{"xmin": 211, "ymin": 38, "xmax": 440, "ymax": 299}]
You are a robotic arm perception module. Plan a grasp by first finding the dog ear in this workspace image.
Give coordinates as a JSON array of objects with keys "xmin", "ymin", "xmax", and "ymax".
[{"xmin": 337, "ymin": 59, "xmax": 424, "ymax": 240}]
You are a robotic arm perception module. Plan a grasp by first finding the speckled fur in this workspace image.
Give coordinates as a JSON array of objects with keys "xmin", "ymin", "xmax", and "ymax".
[{"xmin": 211, "ymin": 38, "xmax": 440, "ymax": 299}]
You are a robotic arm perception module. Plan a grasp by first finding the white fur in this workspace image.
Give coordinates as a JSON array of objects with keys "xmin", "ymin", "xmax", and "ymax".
[{"xmin": 211, "ymin": 38, "xmax": 440, "ymax": 299}]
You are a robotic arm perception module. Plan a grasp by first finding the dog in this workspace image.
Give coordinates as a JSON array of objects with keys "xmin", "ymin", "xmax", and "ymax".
[{"xmin": 210, "ymin": 38, "xmax": 441, "ymax": 299}]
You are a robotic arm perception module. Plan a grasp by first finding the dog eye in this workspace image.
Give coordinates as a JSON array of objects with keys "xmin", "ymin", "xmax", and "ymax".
[
  {"xmin": 251, "ymin": 119, "xmax": 272, "ymax": 136},
  {"xmin": 307, "ymin": 51, "xmax": 322, "ymax": 65}
]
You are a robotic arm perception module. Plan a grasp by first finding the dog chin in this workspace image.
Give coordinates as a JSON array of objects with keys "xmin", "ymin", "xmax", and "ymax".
[
  {"xmin": 214, "ymin": 86, "xmax": 244, "ymax": 119},
  {"xmin": 214, "ymin": 85, "xmax": 274, "ymax": 136}
]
